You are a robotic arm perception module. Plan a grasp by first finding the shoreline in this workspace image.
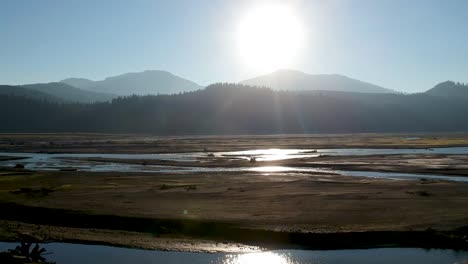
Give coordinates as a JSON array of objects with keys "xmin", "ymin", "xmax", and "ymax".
[
  {"xmin": 1, "ymin": 133, "xmax": 468, "ymax": 253},
  {"xmin": 1, "ymin": 133, "xmax": 468, "ymax": 154},
  {"xmin": 1, "ymin": 204, "xmax": 467, "ymax": 253},
  {"xmin": 2, "ymin": 153, "xmax": 467, "ymax": 178}
]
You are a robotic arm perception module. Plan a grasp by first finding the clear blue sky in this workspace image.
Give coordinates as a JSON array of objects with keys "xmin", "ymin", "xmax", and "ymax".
[{"xmin": 1, "ymin": 0, "xmax": 467, "ymax": 92}]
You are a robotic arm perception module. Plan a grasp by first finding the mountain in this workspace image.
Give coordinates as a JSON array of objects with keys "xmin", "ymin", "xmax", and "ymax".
[
  {"xmin": 1, "ymin": 83, "xmax": 467, "ymax": 134},
  {"xmin": 61, "ymin": 70, "xmax": 203, "ymax": 96},
  {"xmin": 0, "ymin": 85, "xmax": 60, "ymax": 102},
  {"xmin": 22, "ymin": 82, "xmax": 116, "ymax": 103},
  {"xmin": 241, "ymin": 69, "xmax": 394, "ymax": 94},
  {"xmin": 425, "ymin": 81, "xmax": 468, "ymax": 99},
  {"xmin": 60, "ymin": 78, "xmax": 95, "ymax": 90}
]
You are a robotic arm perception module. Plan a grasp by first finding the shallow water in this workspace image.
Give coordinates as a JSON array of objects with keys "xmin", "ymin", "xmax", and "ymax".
[
  {"xmin": 0, "ymin": 152, "xmax": 197, "ymax": 172},
  {"xmin": 0, "ymin": 242, "xmax": 467, "ymax": 264},
  {"xmin": 218, "ymin": 147, "xmax": 468, "ymax": 161},
  {"xmin": 1, "ymin": 147, "xmax": 467, "ymax": 182},
  {"xmin": 2, "ymin": 147, "xmax": 467, "ymax": 165},
  {"xmin": 335, "ymin": 170, "xmax": 468, "ymax": 182}
]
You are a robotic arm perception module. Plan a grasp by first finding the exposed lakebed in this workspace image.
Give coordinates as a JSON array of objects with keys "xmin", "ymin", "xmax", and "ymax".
[{"xmin": 1, "ymin": 147, "xmax": 468, "ymax": 182}]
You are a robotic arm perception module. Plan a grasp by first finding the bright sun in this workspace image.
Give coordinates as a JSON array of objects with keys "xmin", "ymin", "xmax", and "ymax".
[{"xmin": 237, "ymin": 4, "xmax": 305, "ymax": 72}]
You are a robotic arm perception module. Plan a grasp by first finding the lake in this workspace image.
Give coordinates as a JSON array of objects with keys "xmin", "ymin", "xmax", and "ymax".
[
  {"xmin": 1, "ymin": 242, "xmax": 467, "ymax": 264},
  {"xmin": 1, "ymin": 147, "xmax": 467, "ymax": 182}
]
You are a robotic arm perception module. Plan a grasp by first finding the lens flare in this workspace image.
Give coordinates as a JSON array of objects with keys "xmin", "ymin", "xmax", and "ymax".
[{"xmin": 237, "ymin": 4, "xmax": 305, "ymax": 72}]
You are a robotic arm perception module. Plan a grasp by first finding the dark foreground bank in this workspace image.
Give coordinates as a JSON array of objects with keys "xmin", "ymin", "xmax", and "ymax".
[{"xmin": 1, "ymin": 203, "xmax": 468, "ymax": 252}]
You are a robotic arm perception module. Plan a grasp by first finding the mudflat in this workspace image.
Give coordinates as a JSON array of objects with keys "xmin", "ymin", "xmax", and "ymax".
[
  {"xmin": 0, "ymin": 133, "xmax": 468, "ymax": 252},
  {"xmin": 1, "ymin": 132, "xmax": 468, "ymax": 153}
]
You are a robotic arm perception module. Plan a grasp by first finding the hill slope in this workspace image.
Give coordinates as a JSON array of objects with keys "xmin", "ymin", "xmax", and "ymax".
[
  {"xmin": 241, "ymin": 69, "xmax": 394, "ymax": 93},
  {"xmin": 0, "ymin": 85, "xmax": 60, "ymax": 102},
  {"xmin": 61, "ymin": 70, "xmax": 203, "ymax": 96},
  {"xmin": 425, "ymin": 81, "xmax": 468, "ymax": 99},
  {"xmin": 22, "ymin": 82, "xmax": 116, "ymax": 103},
  {"xmin": 1, "ymin": 83, "xmax": 467, "ymax": 134},
  {"xmin": 60, "ymin": 78, "xmax": 95, "ymax": 90}
]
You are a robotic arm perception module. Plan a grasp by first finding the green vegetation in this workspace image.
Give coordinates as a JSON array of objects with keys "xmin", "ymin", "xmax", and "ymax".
[
  {"xmin": 426, "ymin": 81, "xmax": 468, "ymax": 98},
  {"xmin": 1, "ymin": 83, "xmax": 468, "ymax": 134}
]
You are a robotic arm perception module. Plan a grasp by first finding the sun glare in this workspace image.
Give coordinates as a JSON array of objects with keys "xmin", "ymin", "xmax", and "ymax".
[
  {"xmin": 224, "ymin": 252, "xmax": 292, "ymax": 264},
  {"xmin": 237, "ymin": 4, "xmax": 305, "ymax": 72}
]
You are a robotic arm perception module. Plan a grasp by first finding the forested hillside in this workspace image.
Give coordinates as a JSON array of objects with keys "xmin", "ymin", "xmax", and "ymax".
[{"xmin": 1, "ymin": 83, "xmax": 467, "ymax": 134}]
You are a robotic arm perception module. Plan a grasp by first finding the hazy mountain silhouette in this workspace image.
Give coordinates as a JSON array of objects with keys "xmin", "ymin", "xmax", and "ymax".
[
  {"xmin": 60, "ymin": 78, "xmax": 95, "ymax": 90},
  {"xmin": 21, "ymin": 82, "xmax": 116, "ymax": 103},
  {"xmin": 1, "ymin": 83, "xmax": 467, "ymax": 134},
  {"xmin": 241, "ymin": 69, "xmax": 394, "ymax": 93},
  {"xmin": 425, "ymin": 81, "xmax": 468, "ymax": 99},
  {"xmin": 0, "ymin": 85, "xmax": 60, "ymax": 102},
  {"xmin": 61, "ymin": 70, "xmax": 203, "ymax": 96}
]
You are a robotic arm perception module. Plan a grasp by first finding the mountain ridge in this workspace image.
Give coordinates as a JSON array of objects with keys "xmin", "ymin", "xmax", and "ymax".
[
  {"xmin": 4, "ymin": 70, "xmax": 466, "ymax": 103},
  {"xmin": 60, "ymin": 78, "xmax": 95, "ymax": 90},
  {"xmin": 425, "ymin": 81, "xmax": 468, "ymax": 99},
  {"xmin": 1, "ymin": 83, "xmax": 467, "ymax": 134},
  {"xmin": 0, "ymin": 85, "xmax": 61, "ymax": 102},
  {"xmin": 61, "ymin": 70, "xmax": 203, "ymax": 96},
  {"xmin": 21, "ymin": 82, "xmax": 116, "ymax": 103},
  {"xmin": 240, "ymin": 69, "xmax": 395, "ymax": 94}
]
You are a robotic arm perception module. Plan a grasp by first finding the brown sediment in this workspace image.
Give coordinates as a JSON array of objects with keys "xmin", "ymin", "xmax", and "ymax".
[
  {"xmin": 0, "ymin": 168, "xmax": 468, "ymax": 251},
  {"xmin": 0, "ymin": 220, "xmax": 260, "ymax": 253},
  {"xmin": 1, "ymin": 133, "xmax": 468, "ymax": 154},
  {"xmin": 294, "ymin": 154, "xmax": 468, "ymax": 176},
  {"xmin": 1, "ymin": 133, "xmax": 468, "ymax": 251},
  {"xmin": 58, "ymin": 153, "xmax": 468, "ymax": 176},
  {"xmin": 0, "ymin": 204, "xmax": 467, "ymax": 252}
]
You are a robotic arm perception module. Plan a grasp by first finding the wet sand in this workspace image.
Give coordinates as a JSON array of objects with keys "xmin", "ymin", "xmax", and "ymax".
[
  {"xmin": 1, "ymin": 168, "xmax": 468, "ymax": 251},
  {"xmin": 0, "ymin": 220, "xmax": 259, "ymax": 253},
  {"xmin": 59, "ymin": 153, "xmax": 468, "ymax": 176},
  {"xmin": 2, "ymin": 168, "xmax": 468, "ymax": 231},
  {"xmin": 303, "ymin": 154, "xmax": 468, "ymax": 176},
  {"xmin": 1, "ymin": 133, "xmax": 468, "ymax": 154},
  {"xmin": 1, "ymin": 133, "xmax": 468, "ymax": 251}
]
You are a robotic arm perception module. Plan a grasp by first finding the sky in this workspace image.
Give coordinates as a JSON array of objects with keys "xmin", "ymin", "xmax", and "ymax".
[{"xmin": 1, "ymin": 0, "xmax": 467, "ymax": 93}]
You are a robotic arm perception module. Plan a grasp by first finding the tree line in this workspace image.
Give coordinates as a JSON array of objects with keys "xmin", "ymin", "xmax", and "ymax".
[{"xmin": 1, "ymin": 83, "xmax": 468, "ymax": 134}]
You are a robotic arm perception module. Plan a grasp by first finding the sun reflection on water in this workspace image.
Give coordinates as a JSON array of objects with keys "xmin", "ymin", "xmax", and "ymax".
[
  {"xmin": 249, "ymin": 166, "xmax": 296, "ymax": 172},
  {"xmin": 221, "ymin": 252, "xmax": 297, "ymax": 264},
  {"xmin": 220, "ymin": 148, "xmax": 319, "ymax": 161}
]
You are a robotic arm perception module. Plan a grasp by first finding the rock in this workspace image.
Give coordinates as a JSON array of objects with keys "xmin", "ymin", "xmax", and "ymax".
[{"xmin": 14, "ymin": 164, "xmax": 24, "ymax": 169}]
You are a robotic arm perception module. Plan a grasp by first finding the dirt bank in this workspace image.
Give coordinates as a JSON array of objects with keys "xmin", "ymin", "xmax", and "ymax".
[
  {"xmin": 1, "ymin": 133, "xmax": 468, "ymax": 251},
  {"xmin": 1, "ymin": 168, "xmax": 468, "ymax": 250},
  {"xmin": 1, "ymin": 133, "xmax": 468, "ymax": 154}
]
